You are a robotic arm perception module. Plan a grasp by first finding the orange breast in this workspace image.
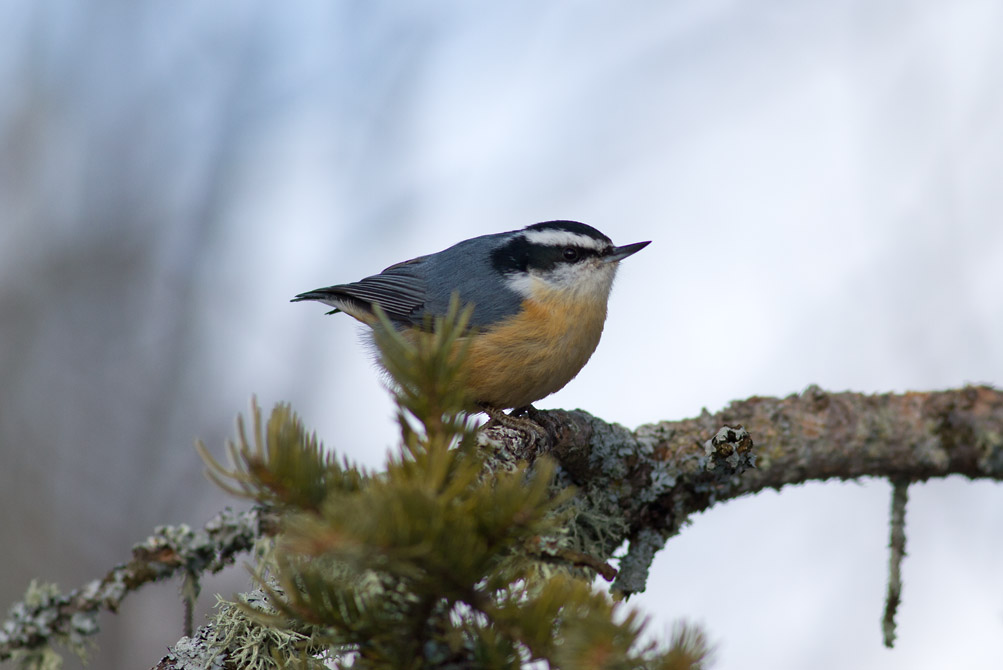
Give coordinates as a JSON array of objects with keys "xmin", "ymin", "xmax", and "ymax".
[{"xmin": 461, "ymin": 288, "xmax": 608, "ymax": 408}]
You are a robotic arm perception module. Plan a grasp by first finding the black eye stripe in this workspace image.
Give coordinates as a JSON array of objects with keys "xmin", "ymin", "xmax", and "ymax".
[
  {"xmin": 492, "ymin": 238, "xmax": 600, "ymax": 275},
  {"xmin": 562, "ymin": 246, "xmax": 600, "ymax": 263}
]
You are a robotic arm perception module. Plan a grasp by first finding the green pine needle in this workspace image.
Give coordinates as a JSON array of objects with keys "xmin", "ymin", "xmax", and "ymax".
[{"xmin": 198, "ymin": 294, "xmax": 709, "ymax": 668}]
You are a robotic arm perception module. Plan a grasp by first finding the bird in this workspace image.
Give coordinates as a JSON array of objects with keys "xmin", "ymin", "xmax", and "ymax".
[{"xmin": 293, "ymin": 220, "xmax": 649, "ymax": 422}]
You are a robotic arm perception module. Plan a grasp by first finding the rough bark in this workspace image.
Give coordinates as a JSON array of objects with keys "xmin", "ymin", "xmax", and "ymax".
[{"xmin": 507, "ymin": 385, "xmax": 1003, "ymax": 595}]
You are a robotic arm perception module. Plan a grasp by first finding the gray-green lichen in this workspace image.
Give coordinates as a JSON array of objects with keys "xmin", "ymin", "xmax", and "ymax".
[
  {"xmin": 201, "ymin": 591, "xmax": 323, "ymax": 670},
  {"xmin": 612, "ymin": 528, "xmax": 668, "ymax": 595},
  {"xmin": 0, "ymin": 581, "xmax": 94, "ymax": 669},
  {"xmin": 164, "ymin": 629, "xmax": 226, "ymax": 670}
]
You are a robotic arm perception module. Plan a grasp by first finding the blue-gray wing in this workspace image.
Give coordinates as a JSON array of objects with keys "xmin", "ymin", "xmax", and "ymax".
[
  {"xmin": 417, "ymin": 236, "xmax": 524, "ymax": 329},
  {"xmin": 294, "ymin": 234, "xmax": 524, "ymax": 329},
  {"xmin": 293, "ymin": 257, "xmax": 430, "ymax": 325}
]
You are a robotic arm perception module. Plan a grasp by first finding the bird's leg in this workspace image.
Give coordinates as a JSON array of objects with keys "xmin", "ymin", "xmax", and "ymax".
[{"xmin": 479, "ymin": 404, "xmax": 550, "ymax": 448}]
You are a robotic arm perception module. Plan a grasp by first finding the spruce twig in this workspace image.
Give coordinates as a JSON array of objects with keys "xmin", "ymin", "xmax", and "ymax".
[{"xmin": 182, "ymin": 296, "xmax": 710, "ymax": 668}]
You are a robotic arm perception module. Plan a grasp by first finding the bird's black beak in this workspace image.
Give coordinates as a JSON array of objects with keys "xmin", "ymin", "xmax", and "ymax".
[{"xmin": 603, "ymin": 240, "xmax": 651, "ymax": 263}]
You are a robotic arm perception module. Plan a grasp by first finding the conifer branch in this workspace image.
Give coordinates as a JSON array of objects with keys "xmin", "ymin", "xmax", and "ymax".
[
  {"xmin": 6, "ymin": 349, "xmax": 998, "ymax": 670},
  {"xmin": 148, "ymin": 299, "xmax": 716, "ymax": 669}
]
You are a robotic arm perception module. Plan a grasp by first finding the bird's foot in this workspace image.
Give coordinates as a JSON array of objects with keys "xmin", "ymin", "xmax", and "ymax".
[{"xmin": 479, "ymin": 404, "xmax": 550, "ymax": 449}]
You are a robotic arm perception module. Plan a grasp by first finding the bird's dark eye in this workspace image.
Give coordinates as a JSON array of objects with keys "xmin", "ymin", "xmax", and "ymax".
[{"xmin": 562, "ymin": 247, "xmax": 579, "ymax": 261}]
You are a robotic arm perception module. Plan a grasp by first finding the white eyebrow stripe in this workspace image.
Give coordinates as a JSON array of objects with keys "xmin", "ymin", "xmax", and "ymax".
[{"xmin": 522, "ymin": 229, "xmax": 608, "ymax": 250}]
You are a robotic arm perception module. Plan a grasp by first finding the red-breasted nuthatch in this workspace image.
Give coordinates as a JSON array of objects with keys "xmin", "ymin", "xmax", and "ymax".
[{"xmin": 293, "ymin": 220, "xmax": 649, "ymax": 413}]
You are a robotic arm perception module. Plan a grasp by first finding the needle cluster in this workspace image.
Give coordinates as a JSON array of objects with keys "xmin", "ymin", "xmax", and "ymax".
[{"xmin": 198, "ymin": 297, "xmax": 709, "ymax": 669}]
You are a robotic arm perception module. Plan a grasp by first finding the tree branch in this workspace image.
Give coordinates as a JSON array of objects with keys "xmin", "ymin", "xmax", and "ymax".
[
  {"xmin": 6, "ymin": 386, "xmax": 1001, "ymax": 668},
  {"xmin": 0, "ymin": 507, "xmax": 264, "ymax": 664},
  {"xmin": 717, "ymin": 385, "xmax": 1003, "ymax": 493},
  {"xmin": 487, "ymin": 385, "xmax": 1003, "ymax": 596},
  {"xmin": 153, "ymin": 386, "xmax": 1002, "ymax": 667}
]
